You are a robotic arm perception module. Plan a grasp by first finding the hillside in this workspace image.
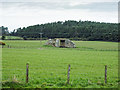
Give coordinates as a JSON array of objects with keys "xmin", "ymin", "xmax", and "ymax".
[{"xmin": 2, "ymin": 20, "xmax": 119, "ymax": 41}]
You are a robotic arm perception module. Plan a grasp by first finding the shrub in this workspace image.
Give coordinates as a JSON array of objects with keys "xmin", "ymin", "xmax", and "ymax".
[{"xmin": 1, "ymin": 36, "xmax": 6, "ymax": 40}]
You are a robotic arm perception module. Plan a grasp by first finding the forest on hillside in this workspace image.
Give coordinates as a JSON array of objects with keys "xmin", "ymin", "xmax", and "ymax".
[{"xmin": 1, "ymin": 20, "xmax": 119, "ymax": 42}]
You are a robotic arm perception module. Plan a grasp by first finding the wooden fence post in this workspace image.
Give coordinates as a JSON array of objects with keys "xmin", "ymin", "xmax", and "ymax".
[
  {"xmin": 105, "ymin": 65, "xmax": 107, "ymax": 84},
  {"xmin": 26, "ymin": 63, "xmax": 29, "ymax": 83},
  {"xmin": 67, "ymin": 64, "xmax": 71, "ymax": 84}
]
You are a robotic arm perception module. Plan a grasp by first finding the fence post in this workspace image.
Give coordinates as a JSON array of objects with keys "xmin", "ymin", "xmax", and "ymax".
[
  {"xmin": 67, "ymin": 64, "xmax": 71, "ymax": 84},
  {"xmin": 105, "ymin": 65, "xmax": 107, "ymax": 84},
  {"xmin": 26, "ymin": 63, "xmax": 29, "ymax": 83}
]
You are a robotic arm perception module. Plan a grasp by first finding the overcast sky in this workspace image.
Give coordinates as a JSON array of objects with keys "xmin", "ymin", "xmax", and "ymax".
[{"xmin": 0, "ymin": 0, "xmax": 119, "ymax": 32}]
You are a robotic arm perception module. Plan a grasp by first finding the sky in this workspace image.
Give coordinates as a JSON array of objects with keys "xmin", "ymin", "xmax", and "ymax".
[{"xmin": 0, "ymin": 0, "xmax": 119, "ymax": 32}]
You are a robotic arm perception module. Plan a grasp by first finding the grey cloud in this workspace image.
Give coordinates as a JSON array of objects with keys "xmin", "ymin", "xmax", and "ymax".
[
  {"xmin": 68, "ymin": 2, "xmax": 118, "ymax": 12},
  {"xmin": 0, "ymin": 0, "xmax": 119, "ymax": 2},
  {"xmin": 1, "ymin": 2, "xmax": 118, "ymax": 12}
]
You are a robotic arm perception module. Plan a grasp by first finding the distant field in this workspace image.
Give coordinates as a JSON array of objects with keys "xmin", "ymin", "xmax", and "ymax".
[
  {"xmin": 2, "ymin": 40, "xmax": 118, "ymax": 88},
  {"xmin": 0, "ymin": 36, "xmax": 23, "ymax": 39}
]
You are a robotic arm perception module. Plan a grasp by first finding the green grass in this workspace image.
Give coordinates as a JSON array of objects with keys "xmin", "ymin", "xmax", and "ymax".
[
  {"xmin": 0, "ymin": 36, "xmax": 23, "ymax": 39},
  {"xmin": 2, "ymin": 40, "xmax": 118, "ymax": 88}
]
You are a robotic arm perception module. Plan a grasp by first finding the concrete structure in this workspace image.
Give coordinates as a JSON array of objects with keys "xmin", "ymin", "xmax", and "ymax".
[{"xmin": 45, "ymin": 38, "xmax": 75, "ymax": 48}]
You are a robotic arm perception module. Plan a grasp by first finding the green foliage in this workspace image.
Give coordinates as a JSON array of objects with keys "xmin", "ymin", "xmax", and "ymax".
[
  {"xmin": 12, "ymin": 20, "xmax": 118, "ymax": 42},
  {"xmin": 0, "ymin": 26, "xmax": 9, "ymax": 35},
  {"xmin": 1, "ymin": 36, "xmax": 6, "ymax": 40},
  {"xmin": 23, "ymin": 36, "xmax": 27, "ymax": 40},
  {"xmin": 2, "ymin": 40, "xmax": 118, "ymax": 88}
]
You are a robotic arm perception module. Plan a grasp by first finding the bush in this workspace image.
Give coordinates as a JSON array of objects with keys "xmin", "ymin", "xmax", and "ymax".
[
  {"xmin": 1, "ymin": 36, "xmax": 6, "ymax": 40},
  {"xmin": 23, "ymin": 36, "xmax": 27, "ymax": 40}
]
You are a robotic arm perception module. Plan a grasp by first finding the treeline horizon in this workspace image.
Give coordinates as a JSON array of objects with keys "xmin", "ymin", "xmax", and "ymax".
[{"xmin": 1, "ymin": 20, "xmax": 119, "ymax": 42}]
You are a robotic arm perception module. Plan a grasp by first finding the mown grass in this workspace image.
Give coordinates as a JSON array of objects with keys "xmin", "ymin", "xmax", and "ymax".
[{"xmin": 2, "ymin": 40, "xmax": 118, "ymax": 88}]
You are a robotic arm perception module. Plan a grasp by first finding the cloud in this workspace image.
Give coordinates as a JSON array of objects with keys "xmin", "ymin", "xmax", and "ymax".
[
  {"xmin": 0, "ymin": 1, "xmax": 118, "ymax": 31},
  {"xmin": 0, "ymin": 0, "xmax": 119, "ymax": 2},
  {"xmin": 1, "ymin": 2, "xmax": 118, "ymax": 12},
  {"xmin": 68, "ymin": 2, "xmax": 118, "ymax": 12}
]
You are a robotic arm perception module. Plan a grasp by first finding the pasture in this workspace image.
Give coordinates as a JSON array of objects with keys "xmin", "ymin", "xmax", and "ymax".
[
  {"xmin": 1, "ymin": 40, "xmax": 118, "ymax": 88},
  {"xmin": 0, "ymin": 36, "xmax": 23, "ymax": 40}
]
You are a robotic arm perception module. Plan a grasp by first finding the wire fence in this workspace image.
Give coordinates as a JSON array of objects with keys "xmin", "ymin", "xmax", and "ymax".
[
  {"xmin": 2, "ymin": 63, "xmax": 118, "ymax": 86},
  {"xmin": 1, "ymin": 40, "xmax": 118, "ymax": 88}
]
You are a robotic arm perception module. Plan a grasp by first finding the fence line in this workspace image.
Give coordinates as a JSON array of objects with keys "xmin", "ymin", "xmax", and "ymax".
[
  {"xmin": 105, "ymin": 65, "xmax": 107, "ymax": 84},
  {"xmin": 2, "ymin": 64, "xmax": 117, "ymax": 67},
  {"xmin": 26, "ymin": 63, "xmax": 29, "ymax": 83},
  {"xmin": 2, "ymin": 63, "xmax": 119, "ymax": 85}
]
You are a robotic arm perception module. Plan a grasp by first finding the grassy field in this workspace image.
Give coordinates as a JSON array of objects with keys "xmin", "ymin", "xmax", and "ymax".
[
  {"xmin": 1, "ymin": 40, "xmax": 118, "ymax": 88},
  {"xmin": 0, "ymin": 36, "xmax": 23, "ymax": 40}
]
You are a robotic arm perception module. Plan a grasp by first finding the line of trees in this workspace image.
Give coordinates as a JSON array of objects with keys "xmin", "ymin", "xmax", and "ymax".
[{"xmin": 1, "ymin": 20, "xmax": 119, "ymax": 42}]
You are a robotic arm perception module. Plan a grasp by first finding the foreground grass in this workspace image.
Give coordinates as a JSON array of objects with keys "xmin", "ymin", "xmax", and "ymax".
[{"xmin": 2, "ymin": 40, "xmax": 118, "ymax": 88}]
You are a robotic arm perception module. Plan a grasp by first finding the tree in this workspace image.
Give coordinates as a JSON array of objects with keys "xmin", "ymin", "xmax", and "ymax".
[
  {"xmin": 10, "ymin": 20, "xmax": 118, "ymax": 42},
  {"xmin": 1, "ymin": 36, "xmax": 5, "ymax": 40},
  {"xmin": 0, "ymin": 26, "xmax": 9, "ymax": 35},
  {"xmin": 23, "ymin": 36, "xmax": 27, "ymax": 40}
]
